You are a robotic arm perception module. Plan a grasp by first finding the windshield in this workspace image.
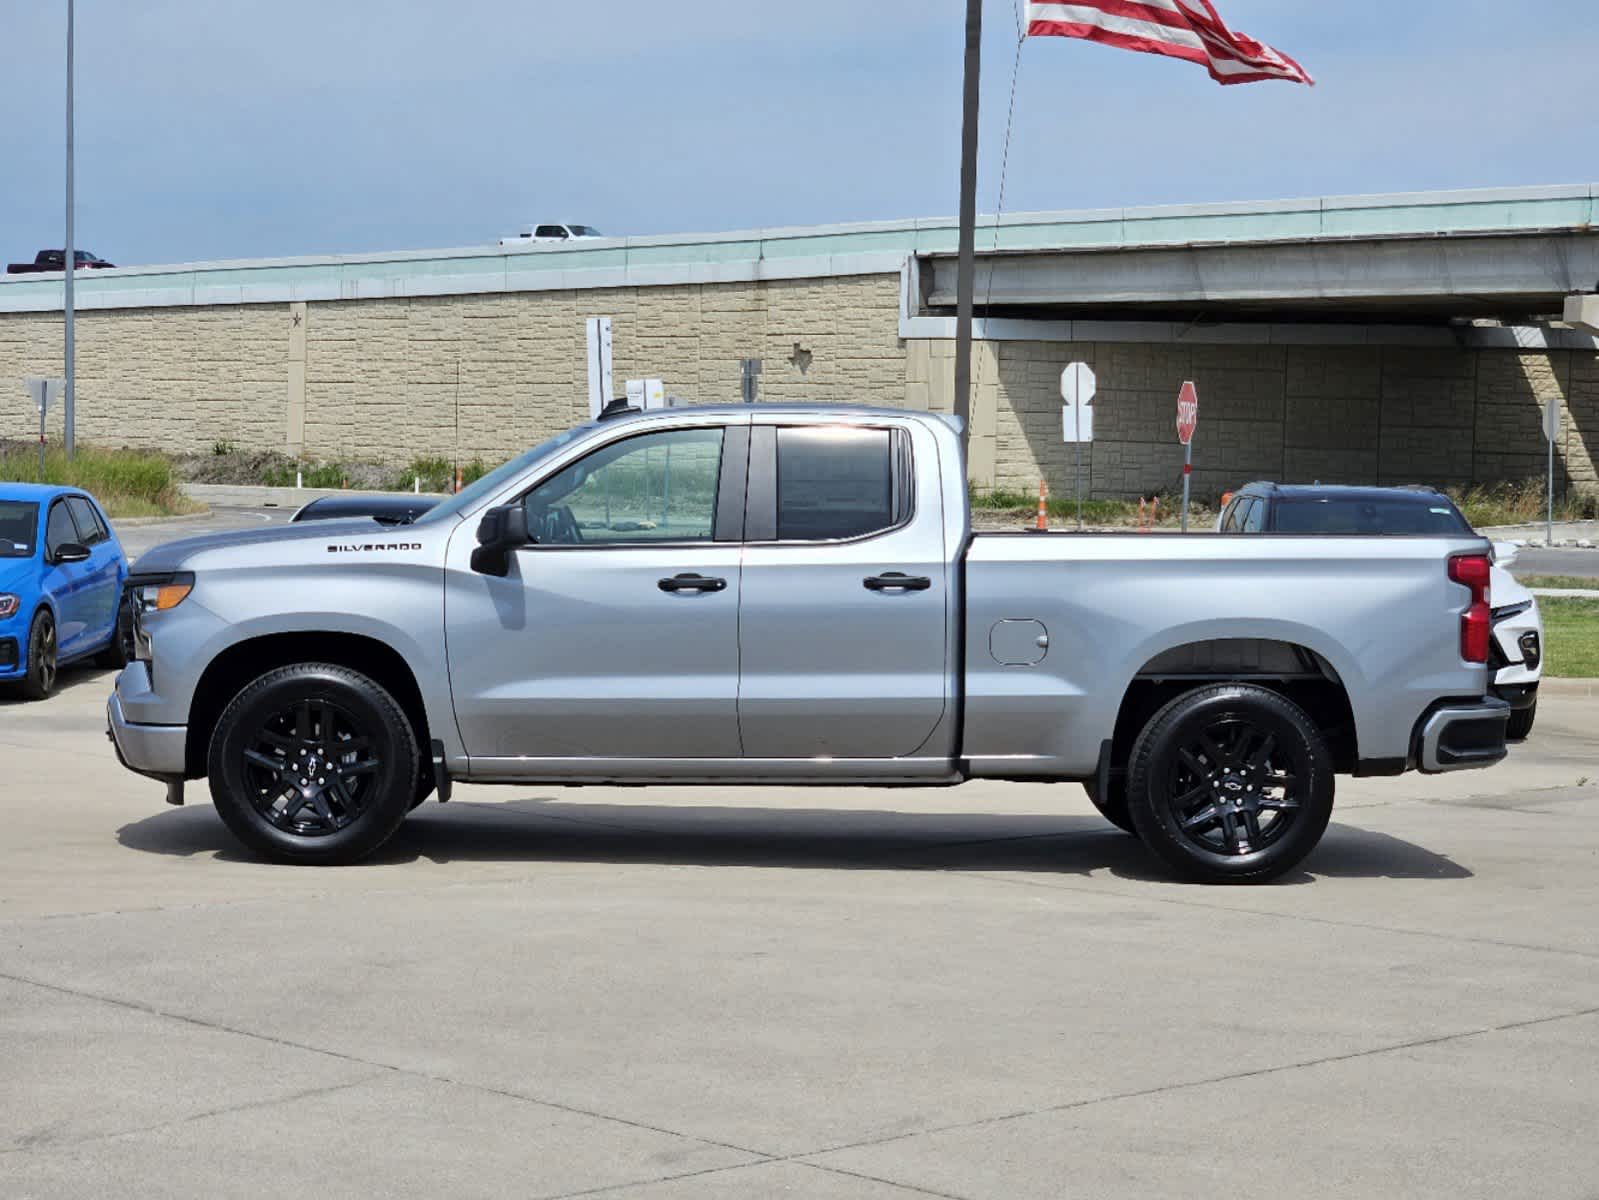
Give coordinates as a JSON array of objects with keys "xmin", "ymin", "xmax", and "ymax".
[
  {"xmin": 0, "ymin": 501, "xmax": 39, "ymax": 557},
  {"xmin": 1272, "ymin": 497, "xmax": 1472, "ymax": 535},
  {"xmin": 410, "ymin": 425, "xmax": 595, "ymax": 527}
]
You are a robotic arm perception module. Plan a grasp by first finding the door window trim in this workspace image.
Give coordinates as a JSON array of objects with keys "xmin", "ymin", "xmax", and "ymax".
[
  {"xmin": 511, "ymin": 423, "xmax": 747, "ymax": 552},
  {"xmin": 743, "ymin": 424, "xmax": 915, "ymax": 547}
]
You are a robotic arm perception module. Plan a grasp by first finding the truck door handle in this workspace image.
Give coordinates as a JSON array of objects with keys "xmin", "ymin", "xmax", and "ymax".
[
  {"xmin": 864, "ymin": 572, "xmax": 932, "ymax": 592},
  {"xmin": 658, "ymin": 573, "xmax": 727, "ymax": 594}
]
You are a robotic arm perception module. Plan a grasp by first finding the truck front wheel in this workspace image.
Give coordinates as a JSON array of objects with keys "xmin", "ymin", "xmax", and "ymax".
[
  {"xmin": 1125, "ymin": 684, "xmax": 1334, "ymax": 883},
  {"xmin": 207, "ymin": 663, "xmax": 419, "ymax": 864}
]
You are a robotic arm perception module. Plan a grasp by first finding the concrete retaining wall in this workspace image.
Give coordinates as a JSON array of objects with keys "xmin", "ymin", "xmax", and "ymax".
[{"xmin": 3, "ymin": 272, "xmax": 1595, "ymax": 499}]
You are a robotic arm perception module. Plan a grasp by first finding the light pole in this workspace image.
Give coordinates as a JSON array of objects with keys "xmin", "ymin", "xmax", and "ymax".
[
  {"xmin": 64, "ymin": 0, "xmax": 76, "ymax": 459},
  {"xmin": 952, "ymin": 0, "xmax": 981, "ymax": 473}
]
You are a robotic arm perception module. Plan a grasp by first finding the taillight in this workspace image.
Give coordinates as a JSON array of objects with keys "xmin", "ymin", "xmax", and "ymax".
[{"xmin": 1448, "ymin": 553, "xmax": 1492, "ymax": 664}]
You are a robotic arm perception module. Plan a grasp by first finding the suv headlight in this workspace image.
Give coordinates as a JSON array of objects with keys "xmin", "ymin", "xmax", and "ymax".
[
  {"xmin": 0, "ymin": 594, "xmax": 18, "ymax": 620},
  {"xmin": 129, "ymin": 571, "xmax": 195, "ymax": 614}
]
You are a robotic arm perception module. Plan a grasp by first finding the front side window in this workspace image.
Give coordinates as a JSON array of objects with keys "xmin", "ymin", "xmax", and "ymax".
[
  {"xmin": 46, "ymin": 502, "xmax": 79, "ymax": 557},
  {"xmin": 65, "ymin": 496, "xmax": 107, "ymax": 545},
  {"xmin": 775, "ymin": 426, "xmax": 897, "ymax": 541},
  {"xmin": 1241, "ymin": 499, "xmax": 1266, "ymax": 533},
  {"xmin": 0, "ymin": 501, "xmax": 38, "ymax": 558},
  {"xmin": 524, "ymin": 427, "xmax": 724, "ymax": 546}
]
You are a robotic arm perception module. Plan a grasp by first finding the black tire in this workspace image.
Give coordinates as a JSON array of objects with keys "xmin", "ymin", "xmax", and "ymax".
[
  {"xmin": 207, "ymin": 663, "xmax": 419, "ymax": 865},
  {"xmin": 1126, "ymin": 684, "xmax": 1334, "ymax": 884},
  {"xmin": 20, "ymin": 609, "xmax": 58, "ymax": 701},
  {"xmin": 1082, "ymin": 779, "xmax": 1138, "ymax": 836},
  {"xmin": 1506, "ymin": 699, "xmax": 1536, "ymax": 741},
  {"xmin": 96, "ymin": 602, "xmax": 135, "ymax": 669}
]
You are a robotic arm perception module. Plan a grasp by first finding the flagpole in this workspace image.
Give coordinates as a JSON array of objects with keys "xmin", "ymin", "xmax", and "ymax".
[{"xmin": 952, "ymin": 0, "xmax": 982, "ymax": 473}]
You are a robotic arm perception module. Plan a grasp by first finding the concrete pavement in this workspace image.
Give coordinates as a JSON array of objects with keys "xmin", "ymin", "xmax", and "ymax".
[{"xmin": 3, "ymin": 665, "xmax": 1598, "ymax": 1198}]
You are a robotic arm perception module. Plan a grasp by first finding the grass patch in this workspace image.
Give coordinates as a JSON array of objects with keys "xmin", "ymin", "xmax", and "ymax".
[
  {"xmin": 388, "ymin": 456, "xmax": 491, "ymax": 494},
  {"xmin": 972, "ymin": 488, "xmax": 1213, "ymax": 529},
  {"xmin": 1516, "ymin": 575, "xmax": 1599, "ymax": 592},
  {"xmin": 0, "ymin": 440, "xmax": 199, "ymax": 518},
  {"xmin": 1450, "ymin": 480, "xmax": 1599, "ymax": 528},
  {"xmin": 1539, "ymin": 597, "xmax": 1599, "ymax": 678}
]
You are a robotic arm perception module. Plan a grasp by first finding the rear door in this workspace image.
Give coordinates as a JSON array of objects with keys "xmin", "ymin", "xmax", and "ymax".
[{"xmin": 736, "ymin": 415, "xmax": 949, "ymax": 759}]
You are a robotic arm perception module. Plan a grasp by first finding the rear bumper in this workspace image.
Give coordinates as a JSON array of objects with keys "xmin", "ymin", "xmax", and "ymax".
[
  {"xmin": 1492, "ymin": 681, "xmax": 1539, "ymax": 713},
  {"xmin": 107, "ymin": 669, "xmax": 187, "ymax": 781},
  {"xmin": 1415, "ymin": 698, "xmax": 1511, "ymax": 774}
]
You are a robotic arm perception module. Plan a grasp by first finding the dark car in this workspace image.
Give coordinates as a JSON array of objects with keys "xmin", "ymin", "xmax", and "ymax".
[
  {"xmin": 6, "ymin": 249, "xmax": 116, "ymax": 274},
  {"xmin": 289, "ymin": 494, "xmax": 438, "ymax": 526},
  {"xmin": 1218, "ymin": 482, "xmax": 1542, "ymax": 739}
]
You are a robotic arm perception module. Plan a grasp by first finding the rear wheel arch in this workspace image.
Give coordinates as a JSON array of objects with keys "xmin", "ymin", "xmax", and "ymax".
[
  {"xmin": 1109, "ymin": 639, "xmax": 1358, "ymax": 774},
  {"xmin": 186, "ymin": 632, "xmax": 432, "ymax": 780}
]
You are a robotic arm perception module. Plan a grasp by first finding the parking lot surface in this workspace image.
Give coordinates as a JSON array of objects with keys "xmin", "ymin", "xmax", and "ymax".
[{"xmin": 3, "ymin": 650, "xmax": 1598, "ymax": 1197}]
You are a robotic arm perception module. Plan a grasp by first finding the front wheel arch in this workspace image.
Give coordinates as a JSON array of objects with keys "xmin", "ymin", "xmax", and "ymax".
[{"xmin": 187, "ymin": 632, "xmax": 432, "ymax": 782}]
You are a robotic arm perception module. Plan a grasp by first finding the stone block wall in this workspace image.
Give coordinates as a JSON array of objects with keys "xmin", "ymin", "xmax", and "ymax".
[{"xmin": 2, "ymin": 269, "xmax": 1596, "ymax": 500}]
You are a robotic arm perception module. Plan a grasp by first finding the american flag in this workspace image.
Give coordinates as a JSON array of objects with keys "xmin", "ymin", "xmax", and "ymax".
[{"xmin": 1025, "ymin": 1, "xmax": 1313, "ymax": 86}]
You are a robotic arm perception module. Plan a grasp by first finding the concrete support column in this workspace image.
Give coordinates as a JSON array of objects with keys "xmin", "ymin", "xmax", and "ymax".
[
  {"xmin": 907, "ymin": 337, "xmax": 997, "ymax": 489},
  {"xmin": 286, "ymin": 302, "xmax": 306, "ymax": 458},
  {"xmin": 1565, "ymin": 293, "xmax": 1599, "ymax": 335}
]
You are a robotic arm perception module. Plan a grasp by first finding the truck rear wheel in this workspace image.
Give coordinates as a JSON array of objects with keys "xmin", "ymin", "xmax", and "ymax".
[
  {"xmin": 1125, "ymin": 684, "xmax": 1333, "ymax": 883},
  {"xmin": 207, "ymin": 663, "xmax": 418, "ymax": 865}
]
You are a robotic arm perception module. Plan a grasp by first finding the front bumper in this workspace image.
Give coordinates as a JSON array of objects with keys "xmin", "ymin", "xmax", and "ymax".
[
  {"xmin": 1415, "ymin": 698, "xmax": 1511, "ymax": 774},
  {"xmin": 106, "ymin": 665, "xmax": 187, "ymax": 781}
]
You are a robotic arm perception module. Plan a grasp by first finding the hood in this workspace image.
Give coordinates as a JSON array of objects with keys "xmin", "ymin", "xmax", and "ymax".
[
  {"xmin": 131, "ymin": 517, "xmax": 386, "ymax": 575},
  {"xmin": 1492, "ymin": 563, "xmax": 1533, "ymax": 609}
]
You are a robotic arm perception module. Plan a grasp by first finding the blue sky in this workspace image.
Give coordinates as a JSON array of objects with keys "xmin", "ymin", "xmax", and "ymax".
[{"xmin": 2, "ymin": 0, "xmax": 1595, "ymax": 265}]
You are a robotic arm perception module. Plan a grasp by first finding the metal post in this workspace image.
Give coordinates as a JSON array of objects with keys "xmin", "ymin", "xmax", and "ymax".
[
  {"xmin": 1074, "ymin": 436, "xmax": 1083, "ymax": 531},
  {"xmin": 1548, "ymin": 433, "xmax": 1555, "ymax": 547},
  {"xmin": 64, "ymin": 0, "xmax": 76, "ymax": 459},
  {"xmin": 1181, "ymin": 441, "xmax": 1193, "ymax": 534},
  {"xmin": 39, "ymin": 399, "xmax": 47, "ymax": 480},
  {"xmin": 952, "ymin": 0, "xmax": 982, "ymax": 471}
]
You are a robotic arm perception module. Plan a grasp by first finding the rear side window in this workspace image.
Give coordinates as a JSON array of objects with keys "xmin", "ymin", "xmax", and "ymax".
[
  {"xmin": 46, "ymin": 502, "xmax": 79, "ymax": 556},
  {"xmin": 775, "ymin": 426, "xmax": 900, "ymax": 541},
  {"xmin": 1272, "ymin": 498, "xmax": 1471, "ymax": 535},
  {"xmin": 535, "ymin": 225, "xmax": 568, "ymax": 239},
  {"xmin": 65, "ymin": 496, "xmax": 108, "ymax": 545}
]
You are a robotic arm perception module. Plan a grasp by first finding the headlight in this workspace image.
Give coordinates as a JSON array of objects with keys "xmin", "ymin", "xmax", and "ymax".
[
  {"xmin": 129, "ymin": 571, "xmax": 195, "ymax": 613},
  {"xmin": 0, "ymin": 593, "xmax": 18, "ymax": 620}
]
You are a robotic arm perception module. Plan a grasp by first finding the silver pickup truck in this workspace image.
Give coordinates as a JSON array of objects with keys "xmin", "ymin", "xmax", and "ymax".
[{"xmin": 108, "ymin": 405, "xmax": 1510, "ymax": 882}]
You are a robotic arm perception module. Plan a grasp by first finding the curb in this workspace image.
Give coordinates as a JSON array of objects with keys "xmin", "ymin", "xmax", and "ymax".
[
  {"xmin": 110, "ymin": 508, "xmax": 211, "ymax": 527},
  {"xmin": 181, "ymin": 482, "xmax": 448, "ymax": 508},
  {"xmin": 1541, "ymin": 678, "xmax": 1599, "ymax": 696}
]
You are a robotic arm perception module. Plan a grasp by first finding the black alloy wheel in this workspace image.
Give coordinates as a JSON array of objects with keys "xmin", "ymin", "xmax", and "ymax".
[
  {"xmin": 208, "ymin": 663, "xmax": 418, "ymax": 864},
  {"xmin": 22, "ymin": 610, "xmax": 58, "ymax": 701},
  {"xmin": 1126, "ymin": 684, "xmax": 1334, "ymax": 883},
  {"xmin": 242, "ymin": 697, "xmax": 380, "ymax": 836}
]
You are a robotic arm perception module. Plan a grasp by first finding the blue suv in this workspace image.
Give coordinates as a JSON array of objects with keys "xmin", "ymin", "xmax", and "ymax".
[{"xmin": 0, "ymin": 484, "xmax": 131, "ymax": 700}]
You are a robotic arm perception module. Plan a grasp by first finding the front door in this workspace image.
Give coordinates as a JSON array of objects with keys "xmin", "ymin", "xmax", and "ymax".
[
  {"xmin": 737, "ymin": 419, "xmax": 950, "ymax": 759},
  {"xmin": 446, "ymin": 421, "xmax": 747, "ymax": 765},
  {"xmin": 42, "ymin": 499, "xmax": 96, "ymax": 657}
]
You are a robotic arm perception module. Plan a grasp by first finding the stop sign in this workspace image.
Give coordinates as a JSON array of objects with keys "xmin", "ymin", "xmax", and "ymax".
[{"xmin": 1176, "ymin": 381, "xmax": 1199, "ymax": 446}]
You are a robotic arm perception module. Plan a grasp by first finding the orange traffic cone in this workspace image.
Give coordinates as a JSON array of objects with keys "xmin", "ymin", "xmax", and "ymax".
[
  {"xmin": 454, "ymin": 465, "xmax": 463, "ymax": 494},
  {"xmin": 1035, "ymin": 481, "xmax": 1049, "ymax": 531}
]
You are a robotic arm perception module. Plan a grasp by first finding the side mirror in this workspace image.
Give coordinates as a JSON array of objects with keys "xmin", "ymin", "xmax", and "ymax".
[
  {"xmin": 53, "ymin": 542, "xmax": 91, "ymax": 565},
  {"xmin": 470, "ymin": 503, "xmax": 530, "ymax": 577}
]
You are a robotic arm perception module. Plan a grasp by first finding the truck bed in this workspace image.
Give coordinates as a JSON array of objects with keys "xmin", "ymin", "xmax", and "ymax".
[{"xmin": 960, "ymin": 531, "xmax": 1492, "ymax": 779}]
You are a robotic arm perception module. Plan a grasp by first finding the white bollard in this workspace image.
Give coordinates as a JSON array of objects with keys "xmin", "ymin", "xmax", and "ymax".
[
  {"xmin": 414, "ymin": 475, "xmax": 420, "ymax": 494},
  {"xmin": 296, "ymin": 470, "xmax": 303, "ymax": 490}
]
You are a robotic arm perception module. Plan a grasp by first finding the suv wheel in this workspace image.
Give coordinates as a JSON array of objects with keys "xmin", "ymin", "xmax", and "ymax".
[
  {"xmin": 207, "ymin": 663, "xmax": 418, "ymax": 864},
  {"xmin": 1126, "ymin": 684, "xmax": 1334, "ymax": 883},
  {"xmin": 1081, "ymin": 778, "xmax": 1137, "ymax": 836}
]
